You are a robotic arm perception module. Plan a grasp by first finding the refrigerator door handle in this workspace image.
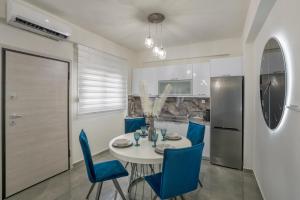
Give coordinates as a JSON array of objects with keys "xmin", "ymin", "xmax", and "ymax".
[{"xmin": 213, "ymin": 126, "xmax": 240, "ymax": 132}]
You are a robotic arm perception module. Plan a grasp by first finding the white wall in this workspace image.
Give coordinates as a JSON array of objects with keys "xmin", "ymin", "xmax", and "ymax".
[
  {"xmin": 244, "ymin": 0, "xmax": 300, "ymax": 199},
  {"xmin": 0, "ymin": 2, "xmax": 137, "ymax": 196}
]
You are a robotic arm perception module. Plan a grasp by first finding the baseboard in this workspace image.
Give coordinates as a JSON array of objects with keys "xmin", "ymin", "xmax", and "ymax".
[
  {"xmin": 243, "ymin": 168, "xmax": 254, "ymax": 174},
  {"xmin": 252, "ymin": 170, "xmax": 266, "ymax": 200},
  {"xmin": 72, "ymin": 148, "xmax": 109, "ymax": 167}
]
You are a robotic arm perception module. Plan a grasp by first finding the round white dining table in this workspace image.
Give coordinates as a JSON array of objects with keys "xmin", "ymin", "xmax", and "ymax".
[
  {"xmin": 109, "ymin": 132, "xmax": 191, "ymax": 164},
  {"xmin": 109, "ymin": 132, "xmax": 191, "ymax": 200}
]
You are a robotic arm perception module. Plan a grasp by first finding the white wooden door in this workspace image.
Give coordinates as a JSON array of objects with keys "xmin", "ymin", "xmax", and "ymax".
[{"xmin": 3, "ymin": 50, "xmax": 69, "ymax": 197}]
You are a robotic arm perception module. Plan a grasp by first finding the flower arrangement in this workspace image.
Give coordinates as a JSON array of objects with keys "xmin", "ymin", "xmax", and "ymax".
[
  {"xmin": 139, "ymin": 81, "xmax": 172, "ymax": 117},
  {"xmin": 139, "ymin": 81, "xmax": 172, "ymax": 141}
]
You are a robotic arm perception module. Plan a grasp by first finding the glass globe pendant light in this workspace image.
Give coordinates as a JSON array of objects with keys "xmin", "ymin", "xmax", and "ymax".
[
  {"xmin": 145, "ymin": 36, "xmax": 154, "ymax": 48},
  {"xmin": 144, "ymin": 23, "xmax": 153, "ymax": 48},
  {"xmin": 158, "ymin": 24, "xmax": 166, "ymax": 60},
  {"xmin": 152, "ymin": 24, "xmax": 160, "ymax": 56},
  {"xmin": 152, "ymin": 46, "xmax": 160, "ymax": 56},
  {"xmin": 158, "ymin": 47, "xmax": 166, "ymax": 60}
]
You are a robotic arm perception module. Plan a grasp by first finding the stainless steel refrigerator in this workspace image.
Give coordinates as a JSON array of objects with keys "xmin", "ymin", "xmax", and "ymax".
[{"xmin": 210, "ymin": 76, "xmax": 243, "ymax": 170}]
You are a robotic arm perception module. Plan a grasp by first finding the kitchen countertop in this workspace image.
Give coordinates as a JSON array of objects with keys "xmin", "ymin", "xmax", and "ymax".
[{"xmin": 156, "ymin": 117, "xmax": 210, "ymax": 126}]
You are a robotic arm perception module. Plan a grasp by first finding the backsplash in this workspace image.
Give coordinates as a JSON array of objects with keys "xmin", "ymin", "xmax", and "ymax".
[{"xmin": 128, "ymin": 95, "xmax": 210, "ymax": 122}]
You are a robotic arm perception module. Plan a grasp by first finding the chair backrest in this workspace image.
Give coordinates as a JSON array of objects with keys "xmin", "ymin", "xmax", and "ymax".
[
  {"xmin": 125, "ymin": 117, "xmax": 146, "ymax": 133},
  {"xmin": 79, "ymin": 130, "xmax": 96, "ymax": 183},
  {"xmin": 187, "ymin": 121, "xmax": 205, "ymax": 146},
  {"xmin": 160, "ymin": 143, "xmax": 204, "ymax": 199}
]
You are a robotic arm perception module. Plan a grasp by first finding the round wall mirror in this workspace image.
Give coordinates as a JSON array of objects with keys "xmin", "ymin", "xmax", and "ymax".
[{"xmin": 260, "ymin": 38, "xmax": 287, "ymax": 129}]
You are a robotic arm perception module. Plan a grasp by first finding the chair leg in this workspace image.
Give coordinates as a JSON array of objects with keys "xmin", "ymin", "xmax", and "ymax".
[
  {"xmin": 149, "ymin": 164, "xmax": 155, "ymax": 174},
  {"xmin": 125, "ymin": 162, "xmax": 129, "ymax": 169},
  {"xmin": 95, "ymin": 182, "xmax": 103, "ymax": 200},
  {"xmin": 112, "ymin": 179, "xmax": 127, "ymax": 200},
  {"xmin": 198, "ymin": 179, "xmax": 203, "ymax": 188},
  {"xmin": 86, "ymin": 183, "xmax": 95, "ymax": 199}
]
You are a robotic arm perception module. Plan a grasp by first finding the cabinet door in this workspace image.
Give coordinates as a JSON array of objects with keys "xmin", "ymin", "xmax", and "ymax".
[
  {"xmin": 210, "ymin": 57, "xmax": 243, "ymax": 77},
  {"xmin": 175, "ymin": 64, "xmax": 193, "ymax": 80},
  {"xmin": 143, "ymin": 67, "xmax": 158, "ymax": 96},
  {"xmin": 203, "ymin": 125, "xmax": 210, "ymax": 158},
  {"xmin": 155, "ymin": 121, "xmax": 188, "ymax": 136},
  {"xmin": 193, "ymin": 63, "xmax": 210, "ymax": 97},
  {"xmin": 158, "ymin": 65, "xmax": 193, "ymax": 81}
]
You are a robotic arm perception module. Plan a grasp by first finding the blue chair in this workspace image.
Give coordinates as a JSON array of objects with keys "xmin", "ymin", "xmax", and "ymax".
[
  {"xmin": 145, "ymin": 143, "xmax": 204, "ymax": 200},
  {"xmin": 79, "ymin": 130, "xmax": 129, "ymax": 200},
  {"xmin": 186, "ymin": 121, "xmax": 206, "ymax": 188},
  {"xmin": 124, "ymin": 117, "xmax": 146, "ymax": 169},
  {"xmin": 187, "ymin": 121, "xmax": 205, "ymax": 146},
  {"xmin": 125, "ymin": 117, "xmax": 146, "ymax": 134}
]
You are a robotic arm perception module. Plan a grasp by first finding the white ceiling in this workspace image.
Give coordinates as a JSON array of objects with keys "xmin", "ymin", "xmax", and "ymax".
[{"xmin": 24, "ymin": 0, "xmax": 250, "ymax": 51}]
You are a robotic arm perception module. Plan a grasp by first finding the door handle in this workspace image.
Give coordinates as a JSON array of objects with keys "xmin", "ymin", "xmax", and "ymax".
[
  {"xmin": 9, "ymin": 113, "xmax": 24, "ymax": 119},
  {"xmin": 213, "ymin": 126, "xmax": 240, "ymax": 132}
]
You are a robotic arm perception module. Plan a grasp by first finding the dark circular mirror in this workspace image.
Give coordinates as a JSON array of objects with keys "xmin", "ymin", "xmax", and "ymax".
[{"xmin": 260, "ymin": 38, "xmax": 286, "ymax": 129}]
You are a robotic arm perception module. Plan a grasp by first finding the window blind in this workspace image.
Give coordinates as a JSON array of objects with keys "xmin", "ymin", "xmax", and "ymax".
[{"xmin": 77, "ymin": 45, "xmax": 128, "ymax": 114}]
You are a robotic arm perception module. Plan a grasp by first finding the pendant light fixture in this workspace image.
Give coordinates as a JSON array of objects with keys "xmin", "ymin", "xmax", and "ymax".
[
  {"xmin": 145, "ymin": 13, "xmax": 167, "ymax": 60},
  {"xmin": 158, "ymin": 24, "xmax": 167, "ymax": 60},
  {"xmin": 144, "ymin": 23, "xmax": 154, "ymax": 48}
]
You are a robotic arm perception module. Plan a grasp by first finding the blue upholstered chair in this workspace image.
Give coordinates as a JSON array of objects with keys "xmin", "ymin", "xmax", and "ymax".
[
  {"xmin": 187, "ymin": 121, "xmax": 205, "ymax": 146},
  {"xmin": 145, "ymin": 143, "xmax": 204, "ymax": 200},
  {"xmin": 79, "ymin": 130, "xmax": 128, "ymax": 200},
  {"xmin": 124, "ymin": 117, "xmax": 146, "ymax": 169},
  {"xmin": 124, "ymin": 117, "xmax": 146, "ymax": 134},
  {"xmin": 186, "ymin": 121, "xmax": 206, "ymax": 188}
]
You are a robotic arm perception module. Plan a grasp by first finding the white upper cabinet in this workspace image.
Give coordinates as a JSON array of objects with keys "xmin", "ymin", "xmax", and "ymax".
[
  {"xmin": 132, "ymin": 68, "xmax": 158, "ymax": 96},
  {"xmin": 132, "ymin": 57, "xmax": 243, "ymax": 97},
  {"xmin": 193, "ymin": 62, "xmax": 210, "ymax": 97},
  {"xmin": 158, "ymin": 64, "xmax": 193, "ymax": 81},
  {"xmin": 210, "ymin": 56, "xmax": 243, "ymax": 77}
]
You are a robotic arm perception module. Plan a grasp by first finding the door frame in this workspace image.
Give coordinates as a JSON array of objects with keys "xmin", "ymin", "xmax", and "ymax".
[{"xmin": 1, "ymin": 48, "xmax": 71, "ymax": 198}]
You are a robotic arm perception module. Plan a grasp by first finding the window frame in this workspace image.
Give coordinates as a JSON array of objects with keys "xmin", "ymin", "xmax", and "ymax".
[{"xmin": 76, "ymin": 44, "xmax": 128, "ymax": 115}]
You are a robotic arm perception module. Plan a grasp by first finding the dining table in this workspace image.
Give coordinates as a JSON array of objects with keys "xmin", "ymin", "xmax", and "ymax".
[{"xmin": 109, "ymin": 132, "xmax": 191, "ymax": 199}]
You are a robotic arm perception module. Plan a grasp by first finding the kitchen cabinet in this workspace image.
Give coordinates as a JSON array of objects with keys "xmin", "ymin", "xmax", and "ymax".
[
  {"xmin": 154, "ymin": 121, "xmax": 211, "ymax": 159},
  {"xmin": 132, "ymin": 68, "xmax": 158, "ymax": 96},
  {"xmin": 210, "ymin": 56, "xmax": 243, "ymax": 77},
  {"xmin": 193, "ymin": 62, "xmax": 210, "ymax": 97},
  {"xmin": 158, "ymin": 64, "xmax": 193, "ymax": 81}
]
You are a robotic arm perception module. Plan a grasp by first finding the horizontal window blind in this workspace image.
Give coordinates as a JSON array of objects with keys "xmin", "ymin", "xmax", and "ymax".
[{"xmin": 77, "ymin": 45, "xmax": 128, "ymax": 114}]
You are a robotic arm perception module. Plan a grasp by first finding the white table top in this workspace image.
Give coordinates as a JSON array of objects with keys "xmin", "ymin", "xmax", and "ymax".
[{"xmin": 109, "ymin": 133, "xmax": 191, "ymax": 164}]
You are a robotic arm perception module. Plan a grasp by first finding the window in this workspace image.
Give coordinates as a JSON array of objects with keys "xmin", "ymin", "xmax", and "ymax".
[{"xmin": 77, "ymin": 45, "xmax": 128, "ymax": 114}]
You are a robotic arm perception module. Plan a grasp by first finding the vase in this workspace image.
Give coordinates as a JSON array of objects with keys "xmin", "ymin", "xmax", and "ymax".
[{"xmin": 147, "ymin": 115, "xmax": 155, "ymax": 141}]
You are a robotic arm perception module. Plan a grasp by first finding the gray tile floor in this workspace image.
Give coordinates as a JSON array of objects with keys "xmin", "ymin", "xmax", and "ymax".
[{"xmin": 6, "ymin": 151, "xmax": 263, "ymax": 200}]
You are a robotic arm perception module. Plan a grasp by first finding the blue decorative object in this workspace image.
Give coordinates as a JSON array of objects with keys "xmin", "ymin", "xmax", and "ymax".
[
  {"xmin": 125, "ymin": 117, "xmax": 146, "ymax": 133},
  {"xmin": 161, "ymin": 128, "xmax": 167, "ymax": 141},
  {"xmin": 187, "ymin": 121, "xmax": 205, "ymax": 146},
  {"xmin": 141, "ymin": 126, "xmax": 147, "ymax": 136},
  {"xmin": 145, "ymin": 143, "xmax": 204, "ymax": 199},
  {"xmin": 152, "ymin": 133, "xmax": 158, "ymax": 147},
  {"xmin": 134, "ymin": 131, "xmax": 141, "ymax": 146},
  {"xmin": 79, "ymin": 130, "xmax": 128, "ymax": 200}
]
